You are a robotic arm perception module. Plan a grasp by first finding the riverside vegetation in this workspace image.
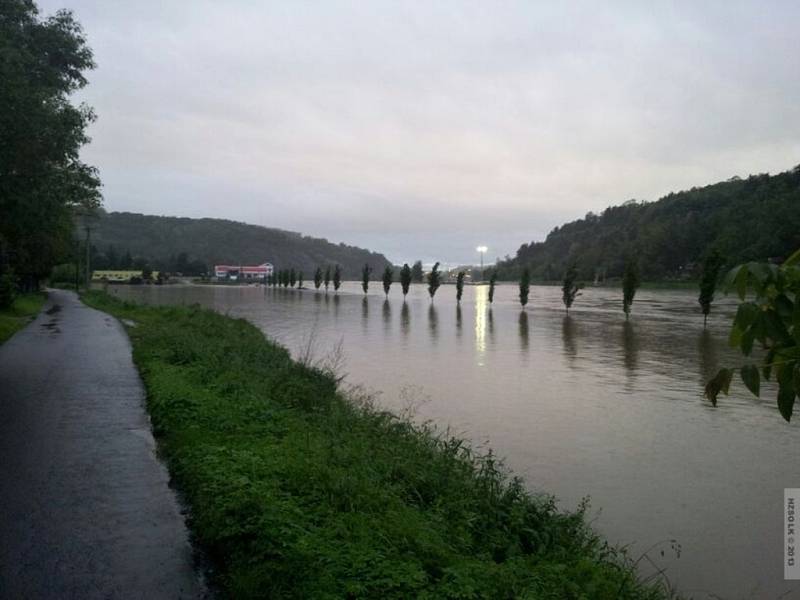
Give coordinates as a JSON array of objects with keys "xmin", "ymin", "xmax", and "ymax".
[
  {"xmin": 0, "ymin": 292, "xmax": 45, "ymax": 344},
  {"xmin": 82, "ymin": 289, "xmax": 675, "ymax": 599}
]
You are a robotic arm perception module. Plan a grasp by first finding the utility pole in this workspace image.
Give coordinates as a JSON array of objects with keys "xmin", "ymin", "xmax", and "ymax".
[{"xmin": 85, "ymin": 226, "xmax": 92, "ymax": 289}]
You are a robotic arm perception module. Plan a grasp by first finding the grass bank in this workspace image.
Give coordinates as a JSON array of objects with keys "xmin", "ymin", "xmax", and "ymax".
[
  {"xmin": 0, "ymin": 292, "xmax": 46, "ymax": 344},
  {"xmin": 83, "ymin": 289, "xmax": 675, "ymax": 599}
]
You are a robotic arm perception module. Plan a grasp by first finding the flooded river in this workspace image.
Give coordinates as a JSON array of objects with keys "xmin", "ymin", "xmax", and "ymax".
[{"xmin": 107, "ymin": 282, "xmax": 799, "ymax": 599}]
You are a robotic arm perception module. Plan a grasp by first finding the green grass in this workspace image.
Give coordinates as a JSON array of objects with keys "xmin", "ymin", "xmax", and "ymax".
[
  {"xmin": 82, "ymin": 290, "xmax": 677, "ymax": 599},
  {"xmin": 0, "ymin": 292, "xmax": 46, "ymax": 344}
]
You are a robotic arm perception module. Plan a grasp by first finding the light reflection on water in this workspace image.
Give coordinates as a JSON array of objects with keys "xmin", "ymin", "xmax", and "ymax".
[{"xmin": 106, "ymin": 282, "xmax": 798, "ymax": 599}]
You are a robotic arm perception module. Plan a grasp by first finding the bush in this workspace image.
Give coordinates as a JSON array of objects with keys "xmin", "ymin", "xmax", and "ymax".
[{"xmin": 0, "ymin": 271, "xmax": 17, "ymax": 309}]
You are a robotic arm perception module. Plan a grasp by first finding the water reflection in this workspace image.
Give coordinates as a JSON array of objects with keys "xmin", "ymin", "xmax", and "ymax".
[
  {"xmin": 622, "ymin": 321, "xmax": 639, "ymax": 375},
  {"xmin": 456, "ymin": 305, "xmax": 463, "ymax": 340},
  {"xmin": 697, "ymin": 329, "xmax": 718, "ymax": 383},
  {"xmin": 562, "ymin": 316, "xmax": 577, "ymax": 364},
  {"xmin": 382, "ymin": 299, "xmax": 391, "ymax": 333},
  {"xmin": 400, "ymin": 302, "xmax": 410, "ymax": 337},
  {"xmin": 428, "ymin": 304, "xmax": 438, "ymax": 341},
  {"xmin": 475, "ymin": 287, "xmax": 487, "ymax": 358},
  {"xmin": 518, "ymin": 311, "xmax": 529, "ymax": 352},
  {"xmin": 487, "ymin": 308, "xmax": 495, "ymax": 348}
]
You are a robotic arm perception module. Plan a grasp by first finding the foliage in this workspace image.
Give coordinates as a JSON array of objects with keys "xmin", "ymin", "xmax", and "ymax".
[
  {"xmin": 519, "ymin": 267, "xmax": 530, "ymax": 308},
  {"xmin": 411, "ymin": 260, "xmax": 424, "ymax": 283},
  {"xmin": 705, "ymin": 249, "xmax": 800, "ymax": 421},
  {"xmin": 324, "ymin": 265, "xmax": 331, "ymax": 291},
  {"xmin": 382, "ymin": 266, "xmax": 393, "ymax": 297},
  {"xmin": 0, "ymin": 1, "xmax": 101, "ymax": 287},
  {"xmin": 289, "ymin": 268, "xmax": 297, "ymax": 288},
  {"xmin": 81, "ymin": 290, "xmax": 674, "ymax": 599},
  {"xmin": 488, "ymin": 271, "xmax": 497, "ymax": 304},
  {"xmin": 333, "ymin": 265, "xmax": 342, "ymax": 292},
  {"xmin": 297, "ymin": 271, "xmax": 303, "ymax": 289},
  {"xmin": 0, "ymin": 291, "xmax": 45, "ymax": 344},
  {"xmin": 622, "ymin": 260, "xmax": 640, "ymax": 319},
  {"xmin": 89, "ymin": 211, "xmax": 391, "ymax": 279},
  {"xmin": 496, "ymin": 168, "xmax": 800, "ymax": 281},
  {"xmin": 314, "ymin": 267, "xmax": 323, "ymax": 290},
  {"xmin": 455, "ymin": 271, "xmax": 466, "ymax": 303},
  {"xmin": 561, "ymin": 263, "xmax": 582, "ymax": 314},
  {"xmin": 361, "ymin": 263, "xmax": 372, "ymax": 294},
  {"xmin": 0, "ymin": 271, "xmax": 18, "ymax": 309},
  {"xmin": 400, "ymin": 263, "xmax": 412, "ymax": 297},
  {"xmin": 698, "ymin": 250, "xmax": 724, "ymax": 327},
  {"xmin": 427, "ymin": 262, "xmax": 441, "ymax": 300}
]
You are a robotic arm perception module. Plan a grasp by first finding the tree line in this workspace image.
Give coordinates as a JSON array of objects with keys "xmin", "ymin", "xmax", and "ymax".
[{"xmin": 495, "ymin": 167, "xmax": 800, "ymax": 283}]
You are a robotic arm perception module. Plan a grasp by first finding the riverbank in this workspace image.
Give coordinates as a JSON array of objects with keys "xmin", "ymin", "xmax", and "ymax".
[
  {"xmin": 82, "ymin": 289, "xmax": 675, "ymax": 599},
  {"xmin": 0, "ymin": 292, "xmax": 46, "ymax": 344}
]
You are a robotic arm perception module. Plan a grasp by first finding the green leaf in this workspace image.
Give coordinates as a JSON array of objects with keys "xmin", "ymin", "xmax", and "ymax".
[
  {"xmin": 777, "ymin": 385, "xmax": 795, "ymax": 422},
  {"xmin": 748, "ymin": 261, "xmax": 772, "ymax": 285},
  {"xmin": 777, "ymin": 362, "xmax": 796, "ymax": 422},
  {"xmin": 735, "ymin": 265, "xmax": 749, "ymax": 300},
  {"xmin": 740, "ymin": 365, "xmax": 760, "ymax": 397},
  {"xmin": 784, "ymin": 247, "xmax": 800, "ymax": 267},
  {"xmin": 794, "ymin": 364, "xmax": 800, "ymax": 395},
  {"xmin": 723, "ymin": 265, "xmax": 743, "ymax": 291},
  {"xmin": 705, "ymin": 368, "xmax": 734, "ymax": 406}
]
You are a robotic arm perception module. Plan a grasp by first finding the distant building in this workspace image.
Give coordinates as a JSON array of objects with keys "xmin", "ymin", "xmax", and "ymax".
[
  {"xmin": 214, "ymin": 263, "xmax": 274, "ymax": 281},
  {"xmin": 92, "ymin": 270, "xmax": 158, "ymax": 283}
]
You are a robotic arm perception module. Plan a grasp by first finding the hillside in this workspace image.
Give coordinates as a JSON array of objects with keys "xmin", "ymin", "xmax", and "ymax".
[
  {"xmin": 497, "ymin": 167, "xmax": 800, "ymax": 281},
  {"xmin": 89, "ymin": 212, "xmax": 392, "ymax": 278}
]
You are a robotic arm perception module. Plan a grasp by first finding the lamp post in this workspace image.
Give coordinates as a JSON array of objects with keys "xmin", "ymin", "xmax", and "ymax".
[{"xmin": 476, "ymin": 246, "xmax": 487, "ymax": 282}]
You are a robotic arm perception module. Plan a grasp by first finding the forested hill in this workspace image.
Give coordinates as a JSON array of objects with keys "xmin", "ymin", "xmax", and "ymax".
[
  {"xmin": 91, "ymin": 211, "xmax": 392, "ymax": 278},
  {"xmin": 497, "ymin": 167, "xmax": 800, "ymax": 281}
]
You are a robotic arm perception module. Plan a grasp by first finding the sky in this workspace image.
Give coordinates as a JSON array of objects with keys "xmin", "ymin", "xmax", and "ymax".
[{"xmin": 40, "ymin": 0, "xmax": 800, "ymax": 266}]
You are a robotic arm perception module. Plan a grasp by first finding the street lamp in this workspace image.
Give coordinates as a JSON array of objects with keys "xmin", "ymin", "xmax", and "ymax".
[{"xmin": 476, "ymin": 246, "xmax": 488, "ymax": 282}]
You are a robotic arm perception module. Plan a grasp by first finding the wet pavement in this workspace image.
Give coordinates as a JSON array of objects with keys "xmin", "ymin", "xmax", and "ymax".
[{"xmin": 0, "ymin": 289, "xmax": 206, "ymax": 599}]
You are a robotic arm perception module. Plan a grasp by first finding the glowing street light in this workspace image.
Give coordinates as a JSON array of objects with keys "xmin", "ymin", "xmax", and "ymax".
[{"xmin": 476, "ymin": 246, "xmax": 488, "ymax": 282}]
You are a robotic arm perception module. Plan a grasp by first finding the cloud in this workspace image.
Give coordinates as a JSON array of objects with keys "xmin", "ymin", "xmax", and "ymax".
[{"xmin": 40, "ymin": 0, "xmax": 800, "ymax": 263}]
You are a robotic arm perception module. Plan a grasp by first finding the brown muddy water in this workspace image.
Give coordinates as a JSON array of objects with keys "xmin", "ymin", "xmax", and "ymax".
[{"xmin": 106, "ymin": 282, "xmax": 799, "ymax": 599}]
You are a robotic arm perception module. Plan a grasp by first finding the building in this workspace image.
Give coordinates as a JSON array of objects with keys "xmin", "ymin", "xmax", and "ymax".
[
  {"xmin": 214, "ymin": 263, "xmax": 274, "ymax": 282},
  {"xmin": 92, "ymin": 270, "xmax": 159, "ymax": 283}
]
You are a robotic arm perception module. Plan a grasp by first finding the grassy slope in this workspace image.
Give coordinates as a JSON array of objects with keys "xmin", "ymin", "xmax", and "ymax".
[
  {"xmin": 83, "ymin": 290, "xmax": 673, "ymax": 600},
  {"xmin": 0, "ymin": 292, "xmax": 46, "ymax": 344}
]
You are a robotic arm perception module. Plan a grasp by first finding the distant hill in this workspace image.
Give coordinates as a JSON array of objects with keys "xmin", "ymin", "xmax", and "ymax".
[
  {"xmin": 497, "ymin": 167, "xmax": 800, "ymax": 281},
  {"xmin": 90, "ymin": 212, "xmax": 392, "ymax": 278}
]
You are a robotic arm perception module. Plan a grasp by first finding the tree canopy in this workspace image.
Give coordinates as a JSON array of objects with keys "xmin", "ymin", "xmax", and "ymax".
[
  {"xmin": 497, "ymin": 168, "xmax": 800, "ymax": 281},
  {"xmin": 0, "ymin": 0, "xmax": 101, "ymax": 291}
]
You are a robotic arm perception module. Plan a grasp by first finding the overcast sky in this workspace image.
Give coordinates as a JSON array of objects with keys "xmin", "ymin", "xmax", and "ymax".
[{"xmin": 41, "ymin": 1, "xmax": 800, "ymax": 266}]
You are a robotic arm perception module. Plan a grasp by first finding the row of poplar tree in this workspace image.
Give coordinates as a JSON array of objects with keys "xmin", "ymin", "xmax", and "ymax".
[{"xmin": 269, "ymin": 251, "xmax": 726, "ymax": 327}]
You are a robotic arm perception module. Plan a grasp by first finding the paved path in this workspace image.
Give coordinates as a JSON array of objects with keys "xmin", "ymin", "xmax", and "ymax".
[{"xmin": 0, "ymin": 289, "xmax": 206, "ymax": 599}]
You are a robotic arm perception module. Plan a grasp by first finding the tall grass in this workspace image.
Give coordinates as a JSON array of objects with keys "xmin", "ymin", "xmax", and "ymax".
[
  {"xmin": 82, "ymin": 290, "xmax": 676, "ymax": 599},
  {"xmin": 0, "ymin": 292, "xmax": 46, "ymax": 344}
]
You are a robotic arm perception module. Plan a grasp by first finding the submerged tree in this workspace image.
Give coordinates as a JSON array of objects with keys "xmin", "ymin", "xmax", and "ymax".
[
  {"xmin": 455, "ymin": 271, "xmax": 465, "ymax": 303},
  {"xmin": 705, "ymin": 248, "xmax": 800, "ymax": 421},
  {"xmin": 400, "ymin": 263, "xmax": 412, "ymax": 297},
  {"xmin": 297, "ymin": 271, "xmax": 304, "ymax": 289},
  {"xmin": 411, "ymin": 260, "xmax": 424, "ymax": 283},
  {"xmin": 361, "ymin": 263, "xmax": 372, "ymax": 294},
  {"xmin": 488, "ymin": 271, "xmax": 497, "ymax": 304},
  {"xmin": 324, "ymin": 265, "xmax": 331, "ymax": 291},
  {"xmin": 427, "ymin": 262, "xmax": 441, "ymax": 301},
  {"xmin": 333, "ymin": 264, "xmax": 342, "ymax": 292},
  {"xmin": 561, "ymin": 262, "xmax": 582, "ymax": 314},
  {"xmin": 519, "ymin": 267, "xmax": 530, "ymax": 308},
  {"xmin": 314, "ymin": 267, "xmax": 323, "ymax": 290},
  {"xmin": 622, "ymin": 259, "xmax": 640, "ymax": 320},
  {"xmin": 289, "ymin": 268, "xmax": 297, "ymax": 288},
  {"xmin": 698, "ymin": 250, "xmax": 724, "ymax": 328},
  {"xmin": 382, "ymin": 265, "xmax": 393, "ymax": 297}
]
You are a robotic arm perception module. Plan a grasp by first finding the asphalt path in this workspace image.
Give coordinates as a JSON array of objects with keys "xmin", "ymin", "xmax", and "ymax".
[{"xmin": 0, "ymin": 289, "xmax": 206, "ymax": 599}]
